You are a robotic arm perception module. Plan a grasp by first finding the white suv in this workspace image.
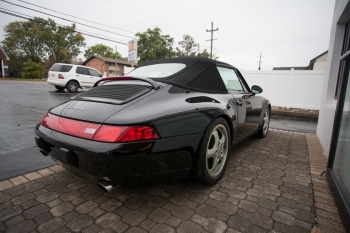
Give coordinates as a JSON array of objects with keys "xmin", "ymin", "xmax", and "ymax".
[{"xmin": 47, "ymin": 63, "xmax": 103, "ymax": 93}]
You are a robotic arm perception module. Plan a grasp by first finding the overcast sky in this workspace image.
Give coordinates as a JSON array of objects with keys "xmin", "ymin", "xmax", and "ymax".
[{"xmin": 0, "ymin": 0, "xmax": 335, "ymax": 70}]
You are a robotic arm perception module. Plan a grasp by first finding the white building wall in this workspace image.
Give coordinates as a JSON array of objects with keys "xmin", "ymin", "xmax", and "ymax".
[
  {"xmin": 241, "ymin": 70, "xmax": 325, "ymax": 110},
  {"xmin": 313, "ymin": 53, "xmax": 328, "ymax": 70},
  {"xmin": 317, "ymin": 0, "xmax": 350, "ymax": 157}
]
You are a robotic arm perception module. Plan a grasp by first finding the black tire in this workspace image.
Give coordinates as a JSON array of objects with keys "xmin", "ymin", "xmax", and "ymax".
[
  {"xmin": 196, "ymin": 118, "xmax": 230, "ymax": 186},
  {"xmin": 257, "ymin": 107, "xmax": 270, "ymax": 138},
  {"xmin": 66, "ymin": 81, "xmax": 79, "ymax": 93},
  {"xmin": 54, "ymin": 85, "xmax": 65, "ymax": 91}
]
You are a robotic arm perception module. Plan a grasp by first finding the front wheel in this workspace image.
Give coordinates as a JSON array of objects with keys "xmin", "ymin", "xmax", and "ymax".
[
  {"xmin": 196, "ymin": 118, "xmax": 230, "ymax": 186},
  {"xmin": 66, "ymin": 81, "xmax": 79, "ymax": 93},
  {"xmin": 257, "ymin": 107, "xmax": 270, "ymax": 138}
]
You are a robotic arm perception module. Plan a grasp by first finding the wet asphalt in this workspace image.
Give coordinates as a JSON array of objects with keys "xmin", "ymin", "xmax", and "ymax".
[{"xmin": 0, "ymin": 80, "xmax": 317, "ymax": 181}]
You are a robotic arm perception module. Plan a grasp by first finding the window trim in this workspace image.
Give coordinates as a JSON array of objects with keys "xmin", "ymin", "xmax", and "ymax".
[{"xmin": 217, "ymin": 66, "xmax": 245, "ymax": 93}]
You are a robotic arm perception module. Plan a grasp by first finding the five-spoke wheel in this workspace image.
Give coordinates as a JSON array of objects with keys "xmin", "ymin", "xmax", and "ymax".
[
  {"xmin": 258, "ymin": 107, "xmax": 270, "ymax": 138},
  {"xmin": 197, "ymin": 118, "xmax": 230, "ymax": 185},
  {"xmin": 66, "ymin": 81, "xmax": 79, "ymax": 93}
]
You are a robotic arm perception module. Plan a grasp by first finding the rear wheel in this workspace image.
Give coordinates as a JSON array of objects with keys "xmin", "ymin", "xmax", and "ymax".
[
  {"xmin": 196, "ymin": 118, "xmax": 230, "ymax": 186},
  {"xmin": 258, "ymin": 107, "xmax": 270, "ymax": 138},
  {"xmin": 66, "ymin": 81, "xmax": 79, "ymax": 93},
  {"xmin": 54, "ymin": 85, "xmax": 65, "ymax": 91}
]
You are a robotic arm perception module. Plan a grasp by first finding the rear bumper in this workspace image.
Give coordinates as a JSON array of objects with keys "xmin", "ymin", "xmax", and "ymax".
[
  {"xmin": 47, "ymin": 79, "xmax": 67, "ymax": 87},
  {"xmin": 34, "ymin": 124, "xmax": 193, "ymax": 186}
]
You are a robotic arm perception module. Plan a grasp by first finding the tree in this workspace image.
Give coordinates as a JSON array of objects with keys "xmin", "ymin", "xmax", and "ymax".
[
  {"xmin": 176, "ymin": 35, "xmax": 199, "ymax": 57},
  {"xmin": 175, "ymin": 35, "xmax": 219, "ymax": 60},
  {"xmin": 1, "ymin": 18, "xmax": 46, "ymax": 63},
  {"xmin": 197, "ymin": 48, "xmax": 219, "ymax": 60},
  {"xmin": 1, "ymin": 17, "xmax": 86, "ymax": 66},
  {"xmin": 41, "ymin": 18, "xmax": 85, "ymax": 65},
  {"xmin": 21, "ymin": 59, "xmax": 44, "ymax": 79},
  {"xmin": 84, "ymin": 44, "xmax": 127, "ymax": 60},
  {"xmin": 136, "ymin": 27, "xmax": 174, "ymax": 64}
]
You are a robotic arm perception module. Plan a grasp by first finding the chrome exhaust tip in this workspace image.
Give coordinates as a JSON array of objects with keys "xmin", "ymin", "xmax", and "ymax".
[{"xmin": 97, "ymin": 177, "xmax": 115, "ymax": 193}]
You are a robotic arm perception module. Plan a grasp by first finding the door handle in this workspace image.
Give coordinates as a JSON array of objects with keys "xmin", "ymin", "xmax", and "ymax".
[
  {"xmin": 76, "ymin": 75, "xmax": 79, "ymax": 76},
  {"xmin": 236, "ymin": 100, "xmax": 243, "ymax": 106}
]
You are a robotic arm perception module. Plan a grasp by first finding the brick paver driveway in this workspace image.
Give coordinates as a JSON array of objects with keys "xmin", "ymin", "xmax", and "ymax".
[{"xmin": 0, "ymin": 130, "xmax": 336, "ymax": 232}]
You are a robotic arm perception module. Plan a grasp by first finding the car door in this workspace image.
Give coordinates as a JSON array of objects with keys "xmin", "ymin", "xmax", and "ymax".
[
  {"xmin": 217, "ymin": 67, "xmax": 260, "ymax": 139},
  {"xmin": 88, "ymin": 68, "xmax": 103, "ymax": 86},
  {"xmin": 76, "ymin": 67, "xmax": 102, "ymax": 87},
  {"xmin": 76, "ymin": 67, "xmax": 91, "ymax": 87}
]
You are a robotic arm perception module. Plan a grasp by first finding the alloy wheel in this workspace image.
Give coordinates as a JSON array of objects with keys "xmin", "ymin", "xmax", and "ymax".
[{"xmin": 206, "ymin": 124, "xmax": 229, "ymax": 177}]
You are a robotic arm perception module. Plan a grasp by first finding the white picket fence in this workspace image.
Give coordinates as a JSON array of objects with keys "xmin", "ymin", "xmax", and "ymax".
[{"xmin": 241, "ymin": 70, "xmax": 325, "ymax": 110}]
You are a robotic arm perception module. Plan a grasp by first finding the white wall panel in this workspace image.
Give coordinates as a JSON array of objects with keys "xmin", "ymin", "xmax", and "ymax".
[{"xmin": 241, "ymin": 70, "xmax": 325, "ymax": 110}]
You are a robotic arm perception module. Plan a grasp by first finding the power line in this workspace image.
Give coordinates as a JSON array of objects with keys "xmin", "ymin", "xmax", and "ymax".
[
  {"xmin": 160, "ymin": 0, "xmax": 274, "ymax": 68},
  {"xmin": 69, "ymin": 0, "xmax": 204, "ymax": 40},
  {"xmin": 214, "ymin": 47, "xmax": 255, "ymax": 69},
  {"xmin": 0, "ymin": 0, "xmax": 134, "ymax": 39},
  {"xmin": 175, "ymin": 0, "xmax": 211, "ymax": 24},
  {"xmin": 0, "ymin": 8, "xmax": 128, "ymax": 45},
  {"xmin": 138, "ymin": 0, "xmax": 207, "ymax": 36},
  {"xmin": 18, "ymin": 0, "xmax": 135, "ymax": 34},
  {"xmin": 0, "ymin": 8, "xmax": 29, "ymax": 19}
]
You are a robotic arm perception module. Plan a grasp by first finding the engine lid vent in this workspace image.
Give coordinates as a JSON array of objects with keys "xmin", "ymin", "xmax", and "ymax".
[{"xmin": 71, "ymin": 84, "xmax": 152, "ymax": 104}]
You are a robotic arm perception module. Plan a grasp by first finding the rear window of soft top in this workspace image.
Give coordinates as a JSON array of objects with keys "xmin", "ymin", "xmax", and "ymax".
[{"xmin": 50, "ymin": 64, "xmax": 73, "ymax": 72}]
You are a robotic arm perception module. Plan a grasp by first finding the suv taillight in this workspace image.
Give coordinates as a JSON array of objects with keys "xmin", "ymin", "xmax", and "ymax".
[{"xmin": 58, "ymin": 74, "xmax": 64, "ymax": 79}]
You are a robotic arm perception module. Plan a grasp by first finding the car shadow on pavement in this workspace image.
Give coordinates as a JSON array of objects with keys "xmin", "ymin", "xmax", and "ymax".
[{"xmin": 0, "ymin": 130, "xmax": 324, "ymax": 232}]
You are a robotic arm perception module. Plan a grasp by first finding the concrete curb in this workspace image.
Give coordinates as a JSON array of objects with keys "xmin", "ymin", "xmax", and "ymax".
[{"xmin": 271, "ymin": 109, "xmax": 319, "ymax": 122}]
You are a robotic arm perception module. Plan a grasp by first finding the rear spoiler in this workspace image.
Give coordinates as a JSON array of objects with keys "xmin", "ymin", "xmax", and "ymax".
[{"xmin": 93, "ymin": 76, "xmax": 161, "ymax": 90}]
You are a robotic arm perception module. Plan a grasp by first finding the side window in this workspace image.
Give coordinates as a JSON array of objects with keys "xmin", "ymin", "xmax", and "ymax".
[
  {"xmin": 49, "ymin": 64, "xmax": 72, "ymax": 72},
  {"xmin": 217, "ymin": 67, "xmax": 246, "ymax": 92},
  {"xmin": 89, "ymin": 68, "xmax": 101, "ymax": 77},
  {"xmin": 76, "ymin": 67, "xmax": 89, "ymax": 75},
  {"xmin": 61, "ymin": 65, "xmax": 73, "ymax": 72}
]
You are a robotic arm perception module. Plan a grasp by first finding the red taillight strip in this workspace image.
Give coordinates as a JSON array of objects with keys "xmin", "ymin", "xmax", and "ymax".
[
  {"xmin": 93, "ymin": 125, "xmax": 159, "ymax": 142},
  {"xmin": 41, "ymin": 113, "xmax": 102, "ymax": 140},
  {"xmin": 40, "ymin": 113, "xmax": 160, "ymax": 143}
]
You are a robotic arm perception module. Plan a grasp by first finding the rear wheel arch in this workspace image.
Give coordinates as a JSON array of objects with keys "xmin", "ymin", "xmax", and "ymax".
[
  {"xmin": 65, "ymin": 79, "xmax": 81, "ymax": 88},
  {"xmin": 194, "ymin": 115, "xmax": 233, "ymax": 155},
  {"xmin": 216, "ymin": 115, "xmax": 233, "ymax": 146}
]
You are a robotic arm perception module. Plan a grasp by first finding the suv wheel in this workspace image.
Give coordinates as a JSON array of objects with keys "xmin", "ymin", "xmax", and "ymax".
[{"xmin": 66, "ymin": 81, "xmax": 79, "ymax": 93}]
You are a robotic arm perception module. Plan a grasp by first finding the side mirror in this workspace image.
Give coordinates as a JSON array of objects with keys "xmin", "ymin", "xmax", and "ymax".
[
  {"xmin": 100, "ymin": 74, "xmax": 103, "ymax": 77},
  {"xmin": 251, "ymin": 85, "xmax": 263, "ymax": 94}
]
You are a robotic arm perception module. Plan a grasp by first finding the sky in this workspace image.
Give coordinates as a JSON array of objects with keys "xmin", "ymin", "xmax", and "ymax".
[{"xmin": 0, "ymin": 0, "xmax": 335, "ymax": 70}]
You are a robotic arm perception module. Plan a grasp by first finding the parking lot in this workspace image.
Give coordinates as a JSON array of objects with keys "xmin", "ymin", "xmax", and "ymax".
[{"xmin": 0, "ymin": 80, "xmax": 346, "ymax": 232}]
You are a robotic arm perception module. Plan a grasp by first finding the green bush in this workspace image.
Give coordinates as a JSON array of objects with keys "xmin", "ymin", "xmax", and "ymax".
[{"xmin": 21, "ymin": 59, "xmax": 44, "ymax": 79}]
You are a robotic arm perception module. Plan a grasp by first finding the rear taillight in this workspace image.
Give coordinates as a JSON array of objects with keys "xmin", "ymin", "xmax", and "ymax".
[
  {"xmin": 93, "ymin": 125, "xmax": 159, "ymax": 142},
  {"xmin": 58, "ymin": 74, "xmax": 64, "ymax": 79},
  {"xmin": 41, "ymin": 112, "xmax": 102, "ymax": 140},
  {"xmin": 40, "ymin": 113, "xmax": 159, "ymax": 143}
]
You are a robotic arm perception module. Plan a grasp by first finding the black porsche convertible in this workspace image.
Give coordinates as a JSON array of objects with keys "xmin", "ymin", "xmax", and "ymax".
[{"xmin": 35, "ymin": 57, "xmax": 270, "ymax": 190}]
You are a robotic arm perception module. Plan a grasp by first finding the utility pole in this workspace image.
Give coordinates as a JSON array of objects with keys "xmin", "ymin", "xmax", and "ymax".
[
  {"xmin": 206, "ymin": 22, "xmax": 218, "ymax": 59},
  {"xmin": 115, "ymin": 45, "xmax": 118, "ymax": 76},
  {"xmin": 258, "ymin": 52, "xmax": 263, "ymax": 70}
]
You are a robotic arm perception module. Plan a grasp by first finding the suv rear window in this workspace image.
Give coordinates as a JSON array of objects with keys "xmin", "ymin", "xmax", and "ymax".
[{"xmin": 50, "ymin": 64, "xmax": 73, "ymax": 72}]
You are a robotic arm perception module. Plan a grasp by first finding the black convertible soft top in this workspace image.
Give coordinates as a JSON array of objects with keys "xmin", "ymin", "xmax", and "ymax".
[{"xmin": 138, "ymin": 57, "xmax": 234, "ymax": 94}]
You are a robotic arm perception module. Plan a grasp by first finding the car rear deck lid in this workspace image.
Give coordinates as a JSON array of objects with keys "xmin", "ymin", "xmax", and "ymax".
[{"xmin": 71, "ymin": 84, "xmax": 152, "ymax": 105}]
